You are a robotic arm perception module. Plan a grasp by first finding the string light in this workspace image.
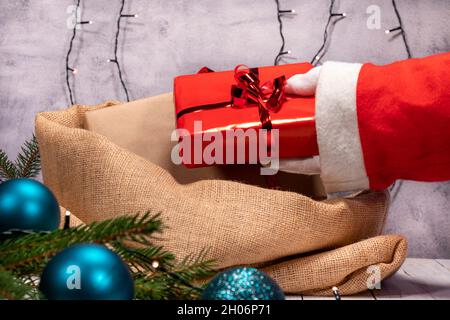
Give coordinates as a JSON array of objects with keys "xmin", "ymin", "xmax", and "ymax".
[
  {"xmin": 332, "ymin": 286, "xmax": 341, "ymax": 300},
  {"xmin": 331, "ymin": 12, "xmax": 346, "ymax": 17},
  {"xmin": 64, "ymin": 1, "xmax": 410, "ymax": 105},
  {"xmin": 278, "ymin": 9, "xmax": 296, "ymax": 14},
  {"xmin": 274, "ymin": 0, "xmax": 296, "ymax": 65},
  {"xmin": 385, "ymin": 0, "xmax": 412, "ymax": 58},
  {"xmin": 310, "ymin": 0, "xmax": 347, "ymax": 66},
  {"xmin": 67, "ymin": 67, "xmax": 78, "ymax": 75},
  {"xmin": 76, "ymin": 20, "xmax": 93, "ymax": 25},
  {"xmin": 65, "ymin": 0, "xmax": 93, "ymax": 105},
  {"xmin": 108, "ymin": 0, "xmax": 136, "ymax": 102},
  {"xmin": 65, "ymin": 0, "xmax": 136, "ymax": 104},
  {"xmin": 63, "ymin": 210, "xmax": 71, "ymax": 230},
  {"xmin": 385, "ymin": 26, "xmax": 401, "ymax": 34}
]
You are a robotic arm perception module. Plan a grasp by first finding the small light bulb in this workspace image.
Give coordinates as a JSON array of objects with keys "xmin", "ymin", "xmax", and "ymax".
[
  {"xmin": 134, "ymin": 14, "xmax": 139, "ymax": 18},
  {"xmin": 315, "ymin": 55, "xmax": 321, "ymax": 60},
  {"xmin": 291, "ymin": 9, "xmax": 296, "ymax": 14},
  {"xmin": 287, "ymin": 50, "xmax": 292, "ymax": 54},
  {"xmin": 385, "ymin": 29, "xmax": 390, "ymax": 34},
  {"xmin": 151, "ymin": 260, "xmax": 159, "ymax": 269},
  {"xmin": 342, "ymin": 12, "xmax": 346, "ymax": 17},
  {"xmin": 88, "ymin": 21, "xmax": 93, "ymax": 24},
  {"xmin": 332, "ymin": 286, "xmax": 341, "ymax": 300},
  {"xmin": 63, "ymin": 210, "xmax": 71, "ymax": 230},
  {"xmin": 72, "ymin": 68, "xmax": 78, "ymax": 75}
]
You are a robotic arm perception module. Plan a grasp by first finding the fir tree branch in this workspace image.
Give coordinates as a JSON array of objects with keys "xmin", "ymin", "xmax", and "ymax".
[
  {"xmin": 134, "ymin": 275, "xmax": 172, "ymax": 300},
  {"xmin": 0, "ymin": 149, "xmax": 17, "ymax": 181},
  {"xmin": 0, "ymin": 212, "xmax": 162, "ymax": 274},
  {"xmin": 113, "ymin": 243, "xmax": 215, "ymax": 296},
  {"xmin": 173, "ymin": 248, "xmax": 215, "ymax": 281},
  {"xmin": 111, "ymin": 241, "xmax": 176, "ymax": 273},
  {"xmin": 0, "ymin": 210, "xmax": 216, "ymax": 300},
  {"xmin": 135, "ymin": 276, "xmax": 203, "ymax": 300},
  {"xmin": 14, "ymin": 135, "xmax": 41, "ymax": 178},
  {"xmin": 0, "ymin": 268, "xmax": 38, "ymax": 300}
]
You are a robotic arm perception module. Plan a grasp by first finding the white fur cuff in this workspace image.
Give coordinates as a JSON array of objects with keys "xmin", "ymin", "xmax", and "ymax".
[{"xmin": 315, "ymin": 62, "xmax": 369, "ymax": 193}]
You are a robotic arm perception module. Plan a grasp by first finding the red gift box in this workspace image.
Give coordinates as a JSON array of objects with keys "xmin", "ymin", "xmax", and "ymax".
[{"xmin": 173, "ymin": 63, "xmax": 318, "ymax": 168}]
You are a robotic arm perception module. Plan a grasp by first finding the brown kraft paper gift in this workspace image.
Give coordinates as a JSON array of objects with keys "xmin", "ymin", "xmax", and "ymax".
[{"xmin": 36, "ymin": 95, "xmax": 407, "ymax": 296}]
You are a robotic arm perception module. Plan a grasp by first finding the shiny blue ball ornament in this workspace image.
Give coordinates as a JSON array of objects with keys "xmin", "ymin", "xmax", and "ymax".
[
  {"xmin": 0, "ymin": 178, "xmax": 60, "ymax": 233},
  {"xmin": 40, "ymin": 243, "xmax": 134, "ymax": 300},
  {"xmin": 202, "ymin": 267, "xmax": 285, "ymax": 300}
]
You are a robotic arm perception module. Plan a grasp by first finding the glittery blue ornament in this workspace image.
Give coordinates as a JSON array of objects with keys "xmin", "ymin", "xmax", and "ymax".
[
  {"xmin": 40, "ymin": 243, "xmax": 134, "ymax": 300},
  {"xmin": 0, "ymin": 179, "xmax": 60, "ymax": 233},
  {"xmin": 202, "ymin": 267, "xmax": 285, "ymax": 300}
]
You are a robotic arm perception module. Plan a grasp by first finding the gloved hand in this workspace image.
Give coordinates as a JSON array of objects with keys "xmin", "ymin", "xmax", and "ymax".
[{"xmin": 279, "ymin": 66, "xmax": 322, "ymax": 175}]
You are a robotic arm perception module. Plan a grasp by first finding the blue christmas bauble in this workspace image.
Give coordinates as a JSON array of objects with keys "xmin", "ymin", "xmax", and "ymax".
[
  {"xmin": 0, "ymin": 178, "xmax": 60, "ymax": 233},
  {"xmin": 202, "ymin": 267, "xmax": 285, "ymax": 300},
  {"xmin": 40, "ymin": 243, "xmax": 134, "ymax": 300}
]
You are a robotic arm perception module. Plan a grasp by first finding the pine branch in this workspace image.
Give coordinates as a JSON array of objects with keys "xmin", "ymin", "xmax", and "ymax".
[
  {"xmin": 113, "ymin": 243, "xmax": 215, "ymax": 299},
  {"xmin": 0, "ymin": 268, "xmax": 38, "ymax": 300},
  {"xmin": 173, "ymin": 249, "xmax": 216, "ymax": 282},
  {"xmin": 111, "ymin": 241, "xmax": 176, "ymax": 273},
  {"xmin": 0, "ymin": 149, "xmax": 17, "ymax": 181},
  {"xmin": 134, "ymin": 275, "xmax": 172, "ymax": 300},
  {"xmin": 134, "ymin": 269, "xmax": 211, "ymax": 300},
  {"xmin": 0, "ymin": 210, "xmax": 216, "ymax": 300},
  {"xmin": 0, "ymin": 212, "xmax": 162, "ymax": 275},
  {"xmin": 14, "ymin": 135, "xmax": 41, "ymax": 178},
  {"xmin": 135, "ymin": 276, "xmax": 203, "ymax": 300},
  {"xmin": 0, "ymin": 135, "xmax": 41, "ymax": 182}
]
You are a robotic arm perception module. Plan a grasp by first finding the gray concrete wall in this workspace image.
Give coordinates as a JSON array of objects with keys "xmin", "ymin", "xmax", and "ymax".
[{"xmin": 0, "ymin": 0, "xmax": 449, "ymax": 257}]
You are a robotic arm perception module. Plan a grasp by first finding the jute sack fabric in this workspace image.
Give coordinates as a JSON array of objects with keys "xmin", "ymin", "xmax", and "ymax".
[{"xmin": 36, "ymin": 102, "xmax": 407, "ymax": 296}]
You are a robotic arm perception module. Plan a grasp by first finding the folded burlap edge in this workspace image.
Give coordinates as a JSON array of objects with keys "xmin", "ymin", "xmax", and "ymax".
[
  {"xmin": 263, "ymin": 234, "xmax": 407, "ymax": 295},
  {"xmin": 58, "ymin": 207, "xmax": 406, "ymax": 296}
]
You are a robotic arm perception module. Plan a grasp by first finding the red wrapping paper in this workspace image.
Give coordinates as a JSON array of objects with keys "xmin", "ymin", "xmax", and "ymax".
[{"xmin": 173, "ymin": 63, "xmax": 318, "ymax": 168}]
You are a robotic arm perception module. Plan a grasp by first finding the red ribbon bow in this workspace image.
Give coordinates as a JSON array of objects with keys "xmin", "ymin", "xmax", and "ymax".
[
  {"xmin": 193, "ymin": 65, "xmax": 287, "ymax": 130},
  {"xmin": 231, "ymin": 64, "xmax": 287, "ymax": 130}
]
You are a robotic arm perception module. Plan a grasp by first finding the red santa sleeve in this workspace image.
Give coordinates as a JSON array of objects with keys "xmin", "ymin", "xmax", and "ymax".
[{"xmin": 314, "ymin": 52, "xmax": 450, "ymax": 193}]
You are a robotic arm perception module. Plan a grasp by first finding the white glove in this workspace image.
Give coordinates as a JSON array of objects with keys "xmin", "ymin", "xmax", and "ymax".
[
  {"xmin": 279, "ymin": 66, "xmax": 322, "ymax": 175},
  {"xmin": 285, "ymin": 66, "xmax": 321, "ymax": 96}
]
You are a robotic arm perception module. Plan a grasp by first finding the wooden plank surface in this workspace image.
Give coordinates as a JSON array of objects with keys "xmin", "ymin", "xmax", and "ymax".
[
  {"xmin": 286, "ymin": 295, "xmax": 303, "ymax": 300},
  {"xmin": 303, "ymin": 291, "xmax": 376, "ymax": 300},
  {"xmin": 435, "ymin": 259, "xmax": 450, "ymax": 272},
  {"xmin": 302, "ymin": 295, "xmax": 335, "ymax": 300},
  {"xmin": 288, "ymin": 258, "xmax": 450, "ymax": 300}
]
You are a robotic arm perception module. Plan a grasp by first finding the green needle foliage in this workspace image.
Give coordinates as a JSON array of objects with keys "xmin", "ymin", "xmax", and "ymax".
[
  {"xmin": 0, "ymin": 212, "xmax": 162, "ymax": 274},
  {"xmin": 0, "ymin": 267, "xmax": 40, "ymax": 300},
  {"xmin": 0, "ymin": 135, "xmax": 40, "ymax": 182},
  {"xmin": 14, "ymin": 135, "xmax": 41, "ymax": 178},
  {"xmin": 0, "ymin": 138, "xmax": 216, "ymax": 300},
  {"xmin": 0, "ymin": 149, "xmax": 17, "ymax": 181},
  {"xmin": 0, "ymin": 212, "xmax": 215, "ymax": 300}
]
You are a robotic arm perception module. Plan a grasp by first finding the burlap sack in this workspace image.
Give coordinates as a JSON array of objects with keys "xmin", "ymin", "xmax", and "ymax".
[{"xmin": 36, "ymin": 101, "xmax": 407, "ymax": 296}]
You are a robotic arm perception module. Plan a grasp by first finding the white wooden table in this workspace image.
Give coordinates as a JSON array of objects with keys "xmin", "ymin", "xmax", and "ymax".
[{"xmin": 288, "ymin": 258, "xmax": 450, "ymax": 300}]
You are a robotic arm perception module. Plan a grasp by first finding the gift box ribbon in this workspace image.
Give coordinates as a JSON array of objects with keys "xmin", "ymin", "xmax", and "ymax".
[{"xmin": 176, "ymin": 65, "xmax": 287, "ymax": 130}]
